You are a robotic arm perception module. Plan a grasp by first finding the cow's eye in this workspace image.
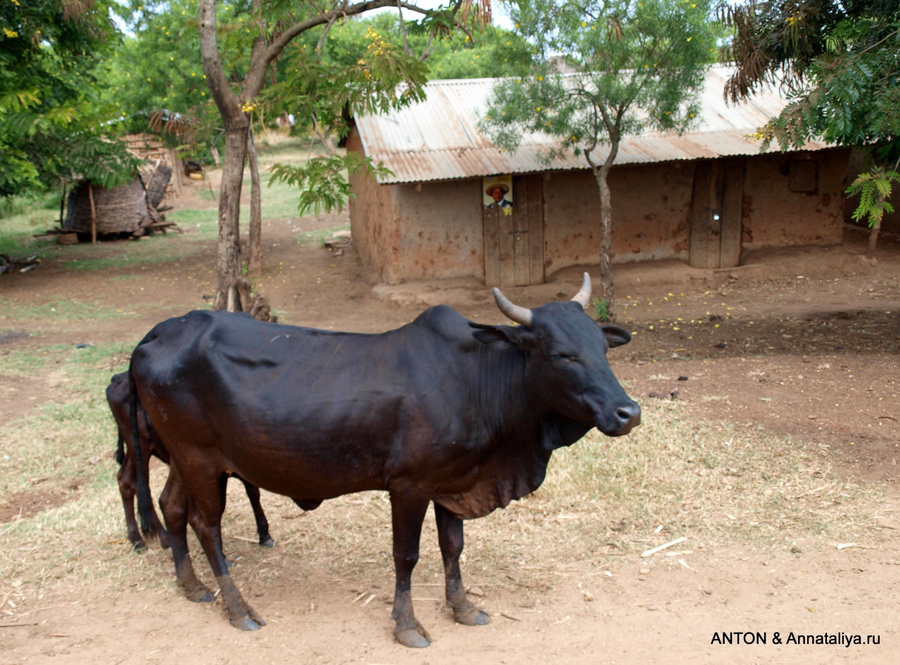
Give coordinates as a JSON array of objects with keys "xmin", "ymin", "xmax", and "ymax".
[{"xmin": 552, "ymin": 352, "xmax": 576, "ymax": 363}]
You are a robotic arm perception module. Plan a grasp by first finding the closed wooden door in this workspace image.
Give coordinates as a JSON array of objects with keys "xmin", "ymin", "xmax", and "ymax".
[
  {"xmin": 689, "ymin": 158, "xmax": 745, "ymax": 269},
  {"xmin": 484, "ymin": 174, "xmax": 545, "ymax": 286}
]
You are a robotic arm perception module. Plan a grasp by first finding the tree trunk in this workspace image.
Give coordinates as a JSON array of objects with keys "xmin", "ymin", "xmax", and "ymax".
[
  {"xmin": 591, "ymin": 165, "xmax": 615, "ymax": 320},
  {"xmin": 247, "ymin": 128, "xmax": 263, "ymax": 277},
  {"xmin": 200, "ymin": 0, "xmax": 252, "ymax": 312},
  {"xmin": 586, "ymin": 137, "xmax": 620, "ymax": 321},
  {"xmin": 867, "ymin": 217, "xmax": 881, "ymax": 260},
  {"xmin": 212, "ymin": 119, "xmax": 250, "ymax": 312}
]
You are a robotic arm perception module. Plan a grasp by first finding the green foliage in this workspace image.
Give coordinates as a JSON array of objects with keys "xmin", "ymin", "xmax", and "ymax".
[
  {"xmin": 846, "ymin": 167, "xmax": 900, "ymax": 227},
  {"xmin": 261, "ymin": 22, "xmax": 429, "ymax": 141},
  {"xmin": 269, "ymin": 153, "xmax": 393, "ymax": 215},
  {"xmin": 0, "ymin": 0, "xmax": 142, "ymax": 197},
  {"xmin": 725, "ymin": 2, "xmax": 900, "ymax": 159},
  {"xmin": 425, "ymin": 27, "xmax": 534, "ymax": 79},
  {"xmin": 592, "ymin": 297, "xmax": 612, "ymax": 322},
  {"xmin": 480, "ymin": 0, "xmax": 718, "ymax": 161}
]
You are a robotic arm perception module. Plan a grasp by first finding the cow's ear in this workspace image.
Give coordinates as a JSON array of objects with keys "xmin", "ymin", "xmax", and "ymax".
[
  {"xmin": 469, "ymin": 322, "xmax": 529, "ymax": 349},
  {"xmin": 600, "ymin": 324, "xmax": 632, "ymax": 348}
]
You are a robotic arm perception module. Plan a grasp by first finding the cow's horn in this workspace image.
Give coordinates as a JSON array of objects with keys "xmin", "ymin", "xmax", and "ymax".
[
  {"xmin": 493, "ymin": 288, "xmax": 533, "ymax": 327},
  {"xmin": 571, "ymin": 272, "xmax": 592, "ymax": 309}
]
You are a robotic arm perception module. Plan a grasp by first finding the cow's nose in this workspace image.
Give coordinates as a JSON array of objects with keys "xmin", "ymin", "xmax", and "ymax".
[{"xmin": 615, "ymin": 402, "xmax": 641, "ymax": 433}]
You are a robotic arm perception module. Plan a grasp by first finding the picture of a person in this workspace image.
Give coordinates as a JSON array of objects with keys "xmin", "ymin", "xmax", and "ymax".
[{"xmin": 484, "ymin": 181, "xmax": 513, "ymax": 215}]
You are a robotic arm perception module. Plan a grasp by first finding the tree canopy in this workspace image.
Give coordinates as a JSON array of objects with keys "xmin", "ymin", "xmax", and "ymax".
[
  {"xmin": 724, "ymin": 0, "xmax": 900, "ymax": 161},
  {"xmin": 0, "ymin": 0, "xmax": 141, "ymax": 197}
]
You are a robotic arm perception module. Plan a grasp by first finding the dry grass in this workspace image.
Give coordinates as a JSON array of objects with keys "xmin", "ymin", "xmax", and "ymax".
[{"xmin": 1, "ymin": 369, "xmax": 881, "ymax": 619}]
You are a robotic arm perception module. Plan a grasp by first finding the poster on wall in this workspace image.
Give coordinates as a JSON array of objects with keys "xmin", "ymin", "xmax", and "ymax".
[{"xmin": 483, "ymin": 175, "xmax": 513, "ymax": 216}]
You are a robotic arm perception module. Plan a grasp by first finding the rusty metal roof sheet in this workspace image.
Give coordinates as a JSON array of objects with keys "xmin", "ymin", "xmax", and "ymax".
[{"xmin": 354, "ymin": 65, "xmax": 829, "ymax": 185}]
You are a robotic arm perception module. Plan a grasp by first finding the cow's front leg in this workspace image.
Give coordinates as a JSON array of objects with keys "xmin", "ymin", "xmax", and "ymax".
[
  {"xmin": 389, "ymin": 491, "xmax": 431, "ymax": 648},
  {"xmin": 435, "ymin": 502, "xmax": 490, "ymax": 626}
]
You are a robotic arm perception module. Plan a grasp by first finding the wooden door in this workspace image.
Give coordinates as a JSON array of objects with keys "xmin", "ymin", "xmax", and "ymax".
[
  {"xmin": 689, "ymin": 158, "xmax": 745, "ymax": 269},
  {"xmin": 484, "ymin": 174, "xmax": 545, "ymax": 287}
]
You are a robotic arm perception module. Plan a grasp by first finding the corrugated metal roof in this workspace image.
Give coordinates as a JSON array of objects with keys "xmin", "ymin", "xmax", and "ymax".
[{"xmin": 354, "ymin": 65, "xmax": 829, "ymax": 185}]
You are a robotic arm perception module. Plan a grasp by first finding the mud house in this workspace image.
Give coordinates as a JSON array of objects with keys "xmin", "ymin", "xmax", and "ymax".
[{"xmin": 347, "ymin": 65, "xmax": 850, "ymax": 287}]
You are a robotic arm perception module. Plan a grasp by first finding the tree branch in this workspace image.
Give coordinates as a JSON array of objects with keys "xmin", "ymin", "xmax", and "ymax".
[
  {"xmin": 260, "ymin": 0, "xmax": 433, "ymax": 79},
  {"xmin": 199, "ymin": 0, "xmax": 243, "ymax": 123}
]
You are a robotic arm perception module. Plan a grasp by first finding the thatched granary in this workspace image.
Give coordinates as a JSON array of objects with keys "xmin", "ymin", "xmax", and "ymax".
[{"xmin": 62, "ymin": 164, "xmax": 176, "ymax": 238}]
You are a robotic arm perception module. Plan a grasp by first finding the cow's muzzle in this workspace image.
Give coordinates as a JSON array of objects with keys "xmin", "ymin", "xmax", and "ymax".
[{"xmin": 609, "ymin": 401, "xmax": 641, "ymax": 436}]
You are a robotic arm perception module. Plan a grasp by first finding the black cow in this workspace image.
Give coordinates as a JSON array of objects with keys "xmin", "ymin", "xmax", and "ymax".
[
  {"xmin": 107, "ymin": 372, "xmax": 273, "ymax": 551},
  {"xmin": 128, "ymin": 274, "xmax": 640, "ymax": 647}
]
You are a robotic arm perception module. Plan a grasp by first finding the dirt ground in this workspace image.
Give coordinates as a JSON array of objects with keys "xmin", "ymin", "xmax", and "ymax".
[{"xmin": 1, "ymin": 176, "xmax": 899, "ymax": 664}]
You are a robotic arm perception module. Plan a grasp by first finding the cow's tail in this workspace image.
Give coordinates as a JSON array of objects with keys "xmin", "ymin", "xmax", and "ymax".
[{"xmin": 128, "ymin": 365, "xmax": 158, "ymax": 540}]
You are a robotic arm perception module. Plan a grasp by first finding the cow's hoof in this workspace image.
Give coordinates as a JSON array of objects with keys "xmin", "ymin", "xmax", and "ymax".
[
  {"xmin": 231, "ymin": 615, "xmax": 263, "ymax": 631},
  {"xmin": 455, "ymin": 606, "xmax": 490, "ymax": 626},
  {"xmin": 184, "ymin": 585, "xmax": 216, "ymax": 603},
  {"xmin": 259, "ymin": 537, "xmax": 275, "ymax": 548},
  {"xmin": 130, "ymin": 541, "xmax": 147, "ymax": 553},
  {"xmin": 394, "ymin": 628, "xmax": 431, "ymax": 648}
]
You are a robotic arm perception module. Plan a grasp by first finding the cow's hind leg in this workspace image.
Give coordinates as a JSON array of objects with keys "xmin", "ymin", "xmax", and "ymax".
[
  {"xmin": 191, "ymin": 473, "xmax": 265, "ymax": 631},
  {"xmin": 158, "ymin": 464, "xmax": 215, "ymax": 603},
  {"xmin": 241, "ymin": 479, "xmax": 274, "ymax": 548},
  {"xmin": 435, "ymin": 503, "xmax": 490, "ymax": 626},
  {"xmin": 390, "ymin": 492, "xmax": 431, "ymax": 648},
  {"xmin": 117, "ymin": 454, "xmax": 146, "ymax": 551}
]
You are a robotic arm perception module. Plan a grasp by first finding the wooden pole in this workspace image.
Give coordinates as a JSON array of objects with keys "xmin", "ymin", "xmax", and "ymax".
[{"xmin": 88, "ymin": 183, "xmax": 97, "ymax": 245}]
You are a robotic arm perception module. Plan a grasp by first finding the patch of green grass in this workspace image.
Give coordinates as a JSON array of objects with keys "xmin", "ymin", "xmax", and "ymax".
[
  {"xmin": 64, "ymin": 340, "xmax": 135, "ymax": 375},
  {"xmin": 0, "ymin": 341, "xmax": 132, "ymax": 380},
  {"xmin": 293, "ymin": 224, "xmax": 350, "ymax": 246},
  {"xmin": 254, "ymin": 135, "xmax": 318, "ymax": 166},
  {"xmin": 258, "ymin": 173, "xmax": 305, "ymax": 219},
  {"xmin": 0, "ymin": 192, "xmax": 63, "ymax": 256},
  {"xmin": 0, "ymin": 297, "xmax": 135, "ymax": 322},
  {"xmin": 60, "ymin": 238, "xmax": 198, "ymax": 271},
  {"xmin": 167, "ymin": 206, "xmax": 219, "ymax": 229},
  {"xmin": 0, "ymin": 342, "xmax": 132, "ymax": 492},
  {"xmin": 0, "ymin": 346, "xmax": 71, "ymax": 376}
]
